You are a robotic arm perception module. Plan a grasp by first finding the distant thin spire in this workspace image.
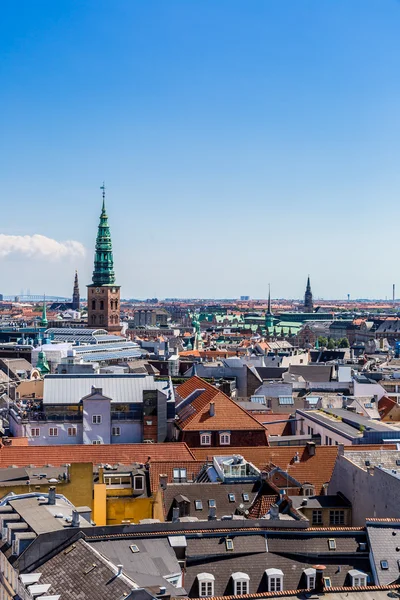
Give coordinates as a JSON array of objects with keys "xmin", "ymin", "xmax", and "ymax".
[
  {"xmin": 100, "ymin": 182, "xmax": 106, "ymax": 212},
  {"xmin": 267, "ymin": 283, "xmax": 272, "ymax": 315}
]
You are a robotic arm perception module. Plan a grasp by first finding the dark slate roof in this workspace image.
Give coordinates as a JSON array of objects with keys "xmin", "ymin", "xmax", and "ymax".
[
  {"xmin": 163, "ymin": 482, "xmax": 260, "ymax": 520},
  {"xmin": 288, "ymin": 365, "xmax": 333, "ymax": 383},
  {"xmin": 184, "ymin": 532, "xmax": 371, "ymax": 597},
  {"xmin": 34, "ymin": 538, "xmax": 134, "ymax": 599},
  {"xmin": 367, "ymin": 523, "xmax": 400, "ymax": 586},
  {"xmin": 88, "ymin": 537, "xmax": 185, "ymax": 595},
  {"xmin": 289, "ymin": 494, "xmax": 352, "ymax": 510}
]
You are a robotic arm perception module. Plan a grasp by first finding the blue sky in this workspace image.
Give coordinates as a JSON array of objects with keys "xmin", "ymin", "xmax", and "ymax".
[{"xmin": 1, "ymin": 0, "xmax": 400, "ymax": 300}]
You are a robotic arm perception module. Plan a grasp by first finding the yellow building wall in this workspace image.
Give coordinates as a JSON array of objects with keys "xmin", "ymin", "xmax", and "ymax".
[
  {"xmin": 152, "ymin": 487, "xmax": 165, "ymax": 522},
  {"xmin": 0, "ymin": 463, "xmax": 93, "ymax": 511},
  {"xmin": 93, "ymin": 484, "xmax": 107, "ymax": 526},
  {"xmin": 106, "ymin": 496, "xmax": 153, "ymax": 525},
  {"xmin": 15, "ymin": 379, "xmax": 44, "ymax": 398}
]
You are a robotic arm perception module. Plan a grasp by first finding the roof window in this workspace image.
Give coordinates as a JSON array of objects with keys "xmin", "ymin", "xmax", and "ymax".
[
  {"xmin": 381, "ymin": 560, "xmax": 389, "ymax": 570},
  {"xmin": 225, "ymin": 538, "xmax": 234, "ymax": 551},
  {"xmin": 328, "ymin": 538, "xmax": 336, "ymax": 551},
  {"xmin": 130, "ymin": 544, "xmax": 140, "ymax": 553},
  {"xmin": 208, "ymin": 499, "xmax": 216, "ymax": 508},
  {"xmin": 242, "ymin": 493, "xmax": 249, "ymax": 502},
  {"xmin": 228, "ymin": 493, "xmax": 235, "ymax": 502},
  {"xmin": 195, "ymin": 500, "xmax": 203, "ymax": 511}
]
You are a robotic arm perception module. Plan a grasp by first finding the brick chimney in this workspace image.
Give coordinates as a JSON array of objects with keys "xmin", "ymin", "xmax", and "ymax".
[
  {"xmin": 306, "ymin": 441, "xmax": 316, "ymax": 457},
  {"xmin": 313, "ymin": 565, "xmax": 326, "ymax": 592}
]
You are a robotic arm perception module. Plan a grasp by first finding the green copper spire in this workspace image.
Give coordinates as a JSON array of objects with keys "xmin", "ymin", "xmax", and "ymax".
[
  {"xmin": 36, "ymin": 349, "xmax": 50, "ymax": 374},
  {"xmin": 265, "ymin": 284, "xmax": 273, "ymax": 329},
  {"xmin": 40, "ymin": 295, "xmax": 48, "ymax": 327},
  {"xmin": 92, "ymin": 183, "xmax": 116, "ymax": 286}
]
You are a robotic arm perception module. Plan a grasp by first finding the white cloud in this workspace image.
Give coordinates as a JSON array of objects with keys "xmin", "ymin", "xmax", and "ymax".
[{"xmin": 0, "ymin": 234, "xmax": 86, "ymax": 261}]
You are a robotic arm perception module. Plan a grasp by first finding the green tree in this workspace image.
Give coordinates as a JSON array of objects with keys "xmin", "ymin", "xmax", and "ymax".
[
  {"xmin": 327, "ymin": 338, "xmax": 335, "ymax": 349},
  {"xmin": 318, "ymin": 336, "xmax": 328, "ymax": 347},
  {"xmin": 339, "ymin": 337, "xmax": 350, "ymax": 348}
]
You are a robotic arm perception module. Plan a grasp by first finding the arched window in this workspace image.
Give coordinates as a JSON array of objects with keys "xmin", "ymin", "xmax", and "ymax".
[
  {"xmin": 100, "ymin": 300, "xmax": 104, "ymax": 310},
  {"xmin": 197, "ymin": 573, "xmax": 214, "ymax": 597},
  {"xmin": 110, "ymin": 300, "xmax": 114, "ymax": 310},
  {"xmin": 99, "ymin": 315, "xmax": 104, "ymax": 325},
  {"xmin": 92, "ymin": 300, "xmax": 96, "ymax": 310},
  {"xmin": 232, "ymin": 573, "xmax": 250, "ymax": 595},
  {"xmin": 91, "ymin": 315, "xmax": 96, "ymax": 325}
]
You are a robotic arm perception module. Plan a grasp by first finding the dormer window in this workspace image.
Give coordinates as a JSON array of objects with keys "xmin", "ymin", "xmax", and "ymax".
[
  {"xmin": 265, "ymin": 569, "xmax": 283, "ymax": 592},
  {"xmin": 304, "ymin": 568, "xmax": 316, "ymax": 589},
  {"xmin": 232, "ymin": 572, "xmax": 250, "ymax": 595},
  {"xmin": 302, "ymin": 484, "xmax": 315, "ymax": 496},
  {"xmin": 197, "ymin": 573, "xmax": 214, "ymax": 597},
  {"xmin": 349, "ymin": 570, "xmax": 368, "ymax": 587}
]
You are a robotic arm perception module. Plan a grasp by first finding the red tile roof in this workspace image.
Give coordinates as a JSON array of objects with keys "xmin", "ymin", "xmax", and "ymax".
[
  {"xmin": 0, "ymin": 442, "xmax": 196, "ymax": 468},
  {"xmin": 176, "ymin": 377, "xmax": 267, "ymax": 432},
  {"xmin": 247, "ymin": 413, "xmax": 292, "ymax": 436},
  {"xmin": 378, "ymin": 395, "xmax": 398, "ymax": 419}
]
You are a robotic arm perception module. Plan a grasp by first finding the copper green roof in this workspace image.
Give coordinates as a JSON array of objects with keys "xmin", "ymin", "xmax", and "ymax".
[{"xmin": 92, "ymin": 185, "xmax": 116, "ymax": 286}]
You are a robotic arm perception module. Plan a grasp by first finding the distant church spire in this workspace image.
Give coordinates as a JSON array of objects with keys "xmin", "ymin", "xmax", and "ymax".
[
  {"xmin": 304, "ymin": 275, "xmax": 314, "ymax": 313},
  {"xmin": 40, "ymin": 294, "xmax": 48, "ymax": 327},
  {"xmin": 265, "ymin": 284, "xmax": 273, "ymax": 329},
  {"xmin": 92, "ymin": 183, "xmax": 116, "ymax": 286},
  {"xmin": 72, "ymin": 270, "xmax": 80, "ymax": 310}
]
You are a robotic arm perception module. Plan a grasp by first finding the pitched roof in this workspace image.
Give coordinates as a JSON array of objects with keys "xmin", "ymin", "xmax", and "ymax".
[
  {"xmin": 248, "ymin": 413, "xmax": 292, "ymax": 436},
  {"xmin": 191, "ymin": 445, "xmax": 339, "ymax": 494},
  {"xmin": 0, "ymin": 442, "xmax": 196, "ymax": 468},
  {"xmin": 378, "ymin": 396, "xmax": 398, "ymax": 419},
  {"xmin": 175, "ymin": 377, "xmax": 266, "ymax": 432}
]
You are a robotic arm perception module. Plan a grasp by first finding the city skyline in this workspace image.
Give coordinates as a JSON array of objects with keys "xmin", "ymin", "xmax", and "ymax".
[{"xmin": 2, "ymin": 1, "xmax": 400, "ymax": 297}]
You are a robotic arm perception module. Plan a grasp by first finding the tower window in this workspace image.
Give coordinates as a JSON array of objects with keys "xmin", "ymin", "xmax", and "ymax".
[
  {"xmin": 100, "ymin": 300, "xmax": 104, "ymax": 310},
  {"xmin": 92, "ymin": 300, "xmax": 96, "ymax": 310}
]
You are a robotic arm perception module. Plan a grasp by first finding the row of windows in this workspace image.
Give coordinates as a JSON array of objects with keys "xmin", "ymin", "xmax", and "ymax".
[
  {"xmin": 197, "ymin": 569, "xmax": 368, "ymax": 597},
  {"xmin": 31, "ymin": 424, "xmax": 122, "ymax": 438},
  {"xmin": 91, "ymin": 314, "xmax": 119, "ymax": 325},
  {"xmin": 91, "ymin": 299, "xmax": 119, "ymax": 310},
  {"xmin": 200, "ymin": 432, "xmax": 231, "ymax": 446},
  {"xmin": 312, "ymin": 510, "xmax": 345, "ymax": 526}
]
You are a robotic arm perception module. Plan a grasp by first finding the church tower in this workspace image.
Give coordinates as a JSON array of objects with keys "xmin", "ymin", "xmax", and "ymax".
[
  {"xmin": 304, "ymin": 276, "xmax": 314, "ymax": 313},
  {"xmin": 72, "ymin": 270, "xmax": 80, "ymax": 310},
  {"xmin": 87, "ymin": 184, "xmax": 121, "ymax": 332},
  {"xmin": 265, "ymin": 284, "xmax": 273, "ymax": 329}
]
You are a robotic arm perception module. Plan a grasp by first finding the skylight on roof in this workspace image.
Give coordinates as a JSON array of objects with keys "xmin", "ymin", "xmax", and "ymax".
[
  {"xmin": 328, "ymin": 539, "xmax": 336, "ymax": 551},
  {"xmin": 242, "ymin": 493, "xmax": 249, "ymax": 502},
  {"xmin": 225, "ymin": 539, "xmax": 234, "ymax": 551},
  {"xmin": 228, "ymin": 493, "xmax": 235, "ymax": 502},
  {"xmin": 195, "ymin": 500, "xmax": 203, "ymax": 510},
  {"xmin": 381, "ymin": 560, "xmax": 389, "ymax": 570},
  {"xmin": 279, "ymin": 396, "xmax": 294, "ymax": 405},
  {"xmin": 130, "ymin": 544, "xmax": 140, "ymax": 553},
  {"xmin": 209, "ymin": 499, "xmax": 216, "ymax": 508}
]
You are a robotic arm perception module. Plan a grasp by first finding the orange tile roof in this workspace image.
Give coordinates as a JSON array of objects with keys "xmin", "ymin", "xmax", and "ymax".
[
  {"xmin": 176, "ymin": 377, "xmax": 267, "ymax": 432},
  {"xmin": 0, "ymin": 442, "xmax": 196, "ymax": 468},
  {"xmin": 248, "ymin": 413, "xmax": 292, "ymax": 436},
  {"xmin": 191, "ymin": 445, "xmax": 338, "ymax": 494},
  {"xmin": 378, "ymin": 395, "xmax": 398, "ymax": 419}
]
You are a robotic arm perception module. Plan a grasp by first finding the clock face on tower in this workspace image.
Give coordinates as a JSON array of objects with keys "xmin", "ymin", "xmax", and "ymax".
[
  {"xmin": 96, "ymin": 287, "xmax": 100, "ymax": 292},
  {"xmin": 112, "ymin": 287, "xmax": 116, "ymax": 293}
]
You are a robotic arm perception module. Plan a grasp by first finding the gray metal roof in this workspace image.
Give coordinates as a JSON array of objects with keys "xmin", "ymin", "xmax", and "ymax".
[{"xmin": 43, "ymin": 374, "xmax": 172, "ymax": 405}]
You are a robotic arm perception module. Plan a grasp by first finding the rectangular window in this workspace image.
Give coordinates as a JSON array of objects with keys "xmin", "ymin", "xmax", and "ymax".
[
  {"xmin": 269, "ymin": 577, "xmax": 282, "ymax": 592},
  {"xmin": 242, "ymin": 493, "xmax": 250, "ymax": 502},
  {"xmin": 228, "ymin": 493, "xmax": 235, "ymax": 502},
  {"xmin": 329, "ymin": 510, "xmax": 345, "ymax": 525},
  {"xmin": 133, "ymin": 475, "xmax": 144, "ymax": 490},
  {"xmin": 354, "ymin": 577, "xmax": 366, "ymax": 587},
  {"xmin": 328, "ymin": 539, "xmax": 336, "ymax": 550},
  {"xmin": 68, "ymin": 427, "xmax": 76, "ymax": 437},
  {"xmin": 31, "ymin": 428, "xmax": 40, "ymax": 437},
  {"xmin": 92, "ymin": 415, "xmax": 102, "ymax": 424},
  {"xmin": 235, "ymin": 581, "xmax": 248, "ymax": 595},
  {"xmin": 49, "ymin": 427, "xmax": 58, "ymax": 437},
  {"xmin": 312, "ymin": 510, "xmax": 322, "ymax": 525},
  {"xmin": 200, "ymin": 433, "xmax": 211, "ymax": 445},
  {"xmin": 225, "ymin": 539, "xmax": 234, "ymax": 551},
  {"xmin": 195, "ymin": 500, "xmax": 203, "ymax": 510},
  {"xmin": 381, "ymin": 560, "xmax": 389, "ymax": 570},
  {"xmin": 208, "ymin": 499, "xmax": 216, "ymax": 508},
  {"xmin": 112, "ymin": 426, "xmax": 121, "ymax": 436},
  {"xmin": 324, "ymin": 577, "xmax": 332, "ymax": 588},
  {"xmin": 173, "ymin": 468, "xmax": 187, "ymax": 482},
  {"xmin": 200, "ymin": 582, "xmax": 213, "ymax": 597},
  {"xmin": 92, "ymin": 440, "xmax": 102, "ymax": 445},
  {"xmin": 308, "ymin": 576, "xmax": 316, "ymax": 589}
]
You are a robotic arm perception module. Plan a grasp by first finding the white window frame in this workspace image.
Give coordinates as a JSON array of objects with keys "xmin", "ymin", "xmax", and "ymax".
[
  {"xmin": 133, "ymin": 475, "xmax": 144, "ymax": 491},
  {"xmin": 353, "ymin": 576, "xmax": 367, "ymax": 587},
  {"xmin": 112, "ymin": 426, "xmax": 121, "ymax": 436},
  {"xmin": 304, "ymin": 569, "xmax": 316, "ymax": 589},
  {"xmin": 219, "ymin": 432, "xmax": 231, "ymax": 445},
  {"xmin": 198, "ymin": 573, "xmax": 214, "ymax": 597},
  {"xmin": 49, "ymin": 427, "xmax": 58, "ymax": 437},
  {"xmin": 173, "ymin": 468, "xmax": 187, "ymax": 482},
  {"xmin": 92, "ymin": 415, "xmax": 102, "ymax": 424},
  {"xmin": 266, "ymin": 569, "xmax": 283, "ymax": 592},
  {"xmin": 232, "ymin": 573, "xmax": 250, "ymax": 596},
  {"xmin": 200, "ymin": 433, "xmax": 211, "ymax": 446},
  {"xmin": 67, "ymin": 427, "xmax": 77, "ymax": 437},
  {"xmin": 30, "ymin": 428, "xmax": 40, "ymax": 437},
  {"xmin": 92, "ymin": 440, "xmax": 102, "ymax": 445}
]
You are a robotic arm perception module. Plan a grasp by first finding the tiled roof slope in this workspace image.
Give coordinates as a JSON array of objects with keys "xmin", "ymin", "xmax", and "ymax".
[
  {"xmin": 192, "ymin": 445, "xmax": 338, "ymax": 494},
  {"xmin": 0, "ymin": 442, "xmax": 196, "ymax": 468},
  {"xmin": 176, "ymin": 376, "xmax": 266, "ymax": 431},
  {"xmin": 149, "ymin": 460, "xmax": 205, "ymax": 492}
]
